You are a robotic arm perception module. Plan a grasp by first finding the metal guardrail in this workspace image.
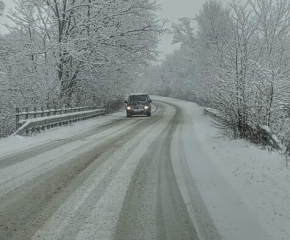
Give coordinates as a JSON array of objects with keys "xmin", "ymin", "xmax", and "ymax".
[
  {"xmin": 14, "ymin": 108, "xmax": 105, "ymax": 136},
  {"xmin": 203, "ymin": 108, "xmax": 221, "ymax": 117},
  {"xmin": 16, "ymin": 106, "xmax": 97, "ymax": 130}
]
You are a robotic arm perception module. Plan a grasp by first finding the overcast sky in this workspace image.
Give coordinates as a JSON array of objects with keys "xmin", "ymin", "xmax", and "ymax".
[
  {"xmin": 0, "ymin": 0, "xmax": 233, "ymax": 58},
  {"xmin": 157, "ymin": 0, "xmax": 205, "ymax": 58},
  {"xmin": 0, "ymin": 0, "xmax": 15, "ymax": 34}
]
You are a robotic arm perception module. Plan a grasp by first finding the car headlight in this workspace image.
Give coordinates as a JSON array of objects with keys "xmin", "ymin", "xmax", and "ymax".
[
  {"xmin": 144, "ymin": 105, "xmax": 149, "ymax": 110},
  {"xmin": 127, "ymin": 106, "xmax": 131, "ymax": 110}
]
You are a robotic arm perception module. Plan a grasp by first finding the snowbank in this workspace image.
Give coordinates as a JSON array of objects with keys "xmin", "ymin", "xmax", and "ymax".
[{"xmin": 154, "ymin": 96, "xmax": 290, "ymax": 240}]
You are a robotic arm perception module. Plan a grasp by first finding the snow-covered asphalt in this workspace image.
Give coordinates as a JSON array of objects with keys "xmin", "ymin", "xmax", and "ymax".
[
  {"xmin": 0, "ymin": 100, "xmax": 209, "ymax": 240},
  {"xmin": 0, "ymin": 97, "xmax": 289, "ymax": 240}
]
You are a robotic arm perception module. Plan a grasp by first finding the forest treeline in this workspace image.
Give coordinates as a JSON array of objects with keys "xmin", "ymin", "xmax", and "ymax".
[{"xmin": 136, "ymin": 0, "xmax": 290, "ymax": 150}]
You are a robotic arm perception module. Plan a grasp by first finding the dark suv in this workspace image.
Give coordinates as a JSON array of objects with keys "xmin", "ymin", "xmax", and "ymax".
[{"xmin": 124, "ymin": 93, "xmax": 152, "ymax": 117}]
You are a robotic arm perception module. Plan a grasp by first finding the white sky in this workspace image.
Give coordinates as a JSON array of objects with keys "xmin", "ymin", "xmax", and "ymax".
[
  {"xmin": 0, "ymin": 0, "xmax": 234, "ymax": 59},
  {"xmin": 156, "ymin": 0, "xmax": 241, "ymax": 59},
  {"xmin": 0, "ymin": 0, "xmax": 15, "ymax": 34},
  {"xmin": 156, "ymin": 0, "xmax": 204, "ymax": 59}
]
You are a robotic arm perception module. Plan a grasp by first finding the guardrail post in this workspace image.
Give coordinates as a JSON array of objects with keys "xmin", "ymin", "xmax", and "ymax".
[
  {"xmin": 41, "ymin": 107, "xmax": 44, "ymax": 117},
  {"xmin": 16, "ymin": 108, "xmax": 20, "ymax": 130},
  {"xmin": 25, "ymin": 107, "xmax": 28, "ymax": 120},
  {"xmin": 34, "ymin": 107, "xmax": 37, "ymax": 118}
]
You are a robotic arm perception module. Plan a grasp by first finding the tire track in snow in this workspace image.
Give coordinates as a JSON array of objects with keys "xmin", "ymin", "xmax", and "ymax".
[
  {"xmin": 0, "ymin": 103, "xmax": 164, "ymax": 240},
  {"xmin": 71, "ymin": 102, "xmax": 175, "ymax": 240},
  {"xmin": 170, "ymin": 106, "xmax": 222, "ymax": 240},
  {"xmin": 31, "ymin": 103, "xmax": 167, "ymax": 240},
  {"xmin": 0, "ymin": 117, "xmax": 139, "ymax": 196},
  {"xmin": 0, "ymin": 105, "xmax": 161, "ymax": 194},
  {"xmin": 0, "ymin": 119, "xmax": 128, "ymax": 170},
  {"xmin": 0, "ymin": 104, "xmax": 160, "ymax": 170},
  {"xmin": 115, "ymin": 103, "xmax": 198, "ymax": 240}
]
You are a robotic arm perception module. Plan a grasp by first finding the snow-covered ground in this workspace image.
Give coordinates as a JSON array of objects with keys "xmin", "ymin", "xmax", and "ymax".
[
  {"xmin": 156, "ymin": 96, "xmax": 290, "ymax": 240},
  {"xmin": 0, "ymin": 97, "xmax": 289, "ymax": 240}
]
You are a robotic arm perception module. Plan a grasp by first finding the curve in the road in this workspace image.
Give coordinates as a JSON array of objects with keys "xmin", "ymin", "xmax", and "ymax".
[
  {"xmin": 0, "ymin": 101, "xmax": 222, "ymax": 240},
  {"xmin": 115, "ymin": 104, "xmax": 199, "ymax": 240}
]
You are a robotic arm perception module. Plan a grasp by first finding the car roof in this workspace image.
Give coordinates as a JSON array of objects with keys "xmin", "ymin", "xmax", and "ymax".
[{"xmin": 129, "ymin": 93, "xmax": 148, "ymax": 96}]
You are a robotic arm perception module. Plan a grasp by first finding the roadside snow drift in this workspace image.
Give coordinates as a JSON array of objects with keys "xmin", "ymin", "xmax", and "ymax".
[{"xmin": 154, "ymin": 96, "xmax": 290, "ymax": 240}]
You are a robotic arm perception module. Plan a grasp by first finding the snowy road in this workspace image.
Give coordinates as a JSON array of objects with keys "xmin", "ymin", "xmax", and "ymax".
[
  {"xmin": 0, "ymin": 100, "xmax": 216, "ymax": 240},
  {"xmin": 0, "ymin": 97, "xmax": 289, "ymax": 240}
]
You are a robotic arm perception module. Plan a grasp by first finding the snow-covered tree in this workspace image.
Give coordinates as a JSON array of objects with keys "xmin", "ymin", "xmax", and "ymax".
[
  {"xmin": 0, "ymin": 0, "xmax": 4, "ymax": 16},
  {"xmin": 0, "ymin": 0, "xmax": 163, "ymax": 136},
  {"xmin": 137, "ymin": 0, "xmax": 290, "ymax": 149}
]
